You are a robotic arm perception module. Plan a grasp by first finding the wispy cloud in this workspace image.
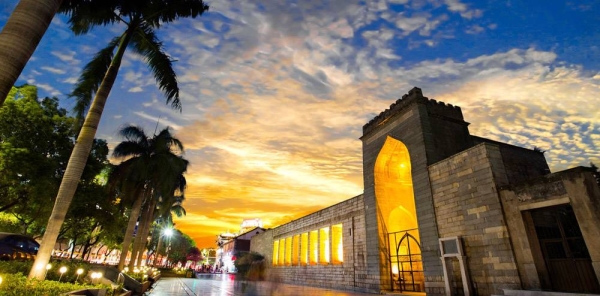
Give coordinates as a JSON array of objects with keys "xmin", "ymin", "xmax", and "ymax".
[{"xmin": 4, "ymin": 0, "xmax": 598, "ymax": 248}]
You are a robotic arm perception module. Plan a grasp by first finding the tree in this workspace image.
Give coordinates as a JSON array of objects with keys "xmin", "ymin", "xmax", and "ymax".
[
  {"xmin": 110, "ymin": 125, "xmax": 188, "ymax": 270},
  {"xmin": 132, "ymin": 175, "xmax": 187, "ymax": 268},
  {"xmin": 0, "ymin": 85, "xmax": 72, "ymax": 218},
  {"xmin": 29, "ymin": 0, "xmax": 209, "ymax": 279},
  {"xmin": 167, "ymin": 230, "xmax": 196, "ymax": 264},
  {"xmin": 149, "ymin": 194, "xmax": 186, "ymax": 266},
  {"xmin": 0, "ymin": 85, "xmax": 108, "ymax": 238},
  {"xmin": 0, "ymin": 0, "xmax": 64, "ymax": 105}
]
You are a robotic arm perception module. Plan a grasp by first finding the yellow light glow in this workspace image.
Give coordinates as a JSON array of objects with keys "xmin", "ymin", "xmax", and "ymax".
[
  {"xmin": 278, "ymin": 239, "xmax": 285, "ymax": 265},
  {"xmin": 332, "ymin": 224, "xmax": 343, "ymax": 264},
  {"xmin": 309, "ymin": 230, "xmax": 318, "ymax": 265},
  {"xmin": 300, "ymin": 233, "xmax": 308, "ymax": 265},
  {"xmin": 59, "ymin": 266, "xmax": 67, "ymax": 273},
  {"xmin": 77, "ymin": 268, "xmax": 84, "ymax": 275},
  {"xmin": 374, "ymin": 136, "xmax": 418, "ymax": 233},
  {"xmin": 46, "ymin": 264, "xmax": 52, "ymax": 270},
  {"xmin": 319, "ymin": 227, "xmax": 330, "ymax": 264},
  {"xmin": 272, "ymin": 240, "xmax": 279, "ymax": 265},
  {"xmin": 374, "ymin": 136, "xmax": 423, "ymax": 285},
  {"xmin": 292, "ymin": 235, "xmax": 300, "ymax": 265},
  {"xmin": 285, "ymin": 237, "xmax": 292, "ymax": 266}
]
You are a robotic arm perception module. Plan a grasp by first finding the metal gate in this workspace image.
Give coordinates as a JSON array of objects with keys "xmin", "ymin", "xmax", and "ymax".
[{"xmin": 388, "ymin": 228, "xmax": 424, "ymax": 292}]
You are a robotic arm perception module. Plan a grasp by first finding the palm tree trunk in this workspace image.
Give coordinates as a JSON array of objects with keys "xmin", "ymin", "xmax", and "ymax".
[
  {"xmin": 129, "ymin": 198, "xmax": 151, "ymax": 269},
  {"xmin": 28, "ymin": 30, "xmax": 133, "ymax": 280},
  {"xmin": 118, "ymin": 191, "xmax": 145, "ymax": 271},
  {"xmin": 153, "ymin": 232, "xmax": 163, "ymax": 266},
  {"xmin": 134, "ymin": 199, "xmax": 157, "ymax": 267},
  {"xmin": 0, "ymin": 0, "xmax": 63, "ymax": 105}
]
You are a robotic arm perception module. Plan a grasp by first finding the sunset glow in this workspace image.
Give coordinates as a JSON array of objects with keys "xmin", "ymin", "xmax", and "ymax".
[{"xmin": 2, "ymin": 0, "xmax": 598, "ymax": 248}]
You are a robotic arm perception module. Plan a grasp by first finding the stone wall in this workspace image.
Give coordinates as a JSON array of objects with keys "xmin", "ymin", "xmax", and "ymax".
[
  {"xmin": 362, "ymin": 88, "xmax": 472, "ymax": 294},
  {"xmin": 472, "ymin": 136, "xmax": 550, "ymax": 184},
  {"xmin": 429, "ymin": 143, "xmax": 521, "ymax": 295},
  {"xmin": 250, "ymin": 195, "xmax": 371, "ymax": 293},
  {"xmin": 499, "ymin": 167, "xmax": 600, "ymax": 290}
]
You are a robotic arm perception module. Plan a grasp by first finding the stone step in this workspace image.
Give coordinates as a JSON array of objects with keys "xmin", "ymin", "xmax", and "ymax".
[{"xmin": 503, "ymin": 289, "xmax": 600, "ymax": 296}]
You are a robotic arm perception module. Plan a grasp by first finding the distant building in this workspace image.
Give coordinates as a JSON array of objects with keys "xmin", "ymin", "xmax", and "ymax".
[
  {"xmin": 251, "ymin": 87, "xmax": 600, "ymax": 295},
  {"xmin": 241, "ymin": 218, "xmax": 263, "ymax": 233},
  {"xmin": 218, "ymin": 227, "xmax": 266, "ymax": 272}
]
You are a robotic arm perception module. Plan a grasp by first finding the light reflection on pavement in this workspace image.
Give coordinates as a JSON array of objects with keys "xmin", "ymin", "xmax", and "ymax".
[{"xmin": 146, "ymin": 273, "xmax": 379, "ymax": 296}]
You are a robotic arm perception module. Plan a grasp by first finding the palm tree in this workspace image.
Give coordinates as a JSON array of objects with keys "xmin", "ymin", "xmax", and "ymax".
[
  {"xmin": 131, "ymin": 174, "xmax": 186, "ymax": 268},
  {"xmin": 28, "ymin": 0, "xmax": 208, "ymax": 279},
  {"xmin": 152, "ymin": 196, "xmax": 186, "ymax": 266},
  {"xmin": 111, "ymin": 125, "xmax": 188, "ymax": 270},
  {"xmin": 0, "ymin": 0, "xmax": 64, "ymax": 105}
]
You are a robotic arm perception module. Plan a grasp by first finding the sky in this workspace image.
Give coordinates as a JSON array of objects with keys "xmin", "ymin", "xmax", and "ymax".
[{"xmin": 1, "ymin": 0, "xmax": 599, "ymax": 248}]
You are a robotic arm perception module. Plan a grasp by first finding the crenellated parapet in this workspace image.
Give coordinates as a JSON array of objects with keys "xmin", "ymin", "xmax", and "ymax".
[
  {"xmin": 425, "ymin": 97, "xmax": 463, "ymax": 121},
  {"xmin": 363, "ymin": 87, "xmax": 464, "ymax": 136}
]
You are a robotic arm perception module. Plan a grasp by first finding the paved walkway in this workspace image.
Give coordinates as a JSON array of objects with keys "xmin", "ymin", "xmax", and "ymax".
[{"xmin": 146, "ymin": 273, "xmax": 379, "ymax": 296}]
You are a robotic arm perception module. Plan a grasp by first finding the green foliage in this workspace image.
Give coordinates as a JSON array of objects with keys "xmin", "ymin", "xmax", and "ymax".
[
  {"xmin": 234, "ymin": 252, "xmax": 265, "ymax": 280},
  {"xmin": 0, "ymin": 85, "xmax": 113, "ymax": 242},
  {"xmin": 0, "ymin": 273, "xmax": 110, "ymax": 296},
  {"xmin": 166, "ymin": 230, "xmax": 196, "ymax": 264},
  {"xmin": 0, "ymin": 85, "xmax": 74, "ymax": 233},
  {"xmin": 121, "ymin": 266, "xmax": 159, "ymax": 283},
  {"xmin": 44, "ymin": 260, "xmax": 93, "ymax": 283},
  {"xmin": 0, "ymin": 261, "xmax": 129, "ymax": 295},
  {"xmin": 0, "ymin": 260, "xmax": 31, "ymax": 274},
  {"xmin": 0, "ymin": 260, "xmax": 93, "ymax": 283},
  {"xmin": 0, "ymin": 213, "xmax": 20, "ymax": 233}
]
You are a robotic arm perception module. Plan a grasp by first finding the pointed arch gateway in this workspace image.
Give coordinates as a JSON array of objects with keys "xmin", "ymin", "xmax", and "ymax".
[{"xmin": 374, "ymin": 136, "xmax": 424, "ymax": 292}]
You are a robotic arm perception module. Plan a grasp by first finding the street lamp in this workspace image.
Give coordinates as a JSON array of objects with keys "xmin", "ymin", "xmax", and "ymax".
[
  {"xmin": 76, "ymin": 268, "xmax": 84, "ymax": 282},
  {"xmin": 91, "ymin": 272, "xmax": 103, "ymax": 284},
  {"xmin": 163, "ymin": 228, "xmax": 173, "ymax": 267},
  {"xmin": 44, "ymin": 263, "xmax": 52, "ymax": 280},
  {"xmin": 59, "ymin": 266, "xmax": 67, "ymax": 282}
]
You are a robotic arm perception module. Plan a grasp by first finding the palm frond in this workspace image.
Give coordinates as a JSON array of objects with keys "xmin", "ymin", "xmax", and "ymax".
[
  {"xmin": 142, "ymin": 0, "xmax": 209, "ymax": 28},
  {"xmin": 70, "ymin": 36, "xmax": 121, "ymax": 122},
  {"xmin": 118, "ymin": 125, "xmax": 149, "ymax": 143},
  {"xmin": 130, "ymin": 24, "xmax": 180, "ymax": 111},
  {"xmin": 154, "ymin": 127, "xmax": 184, "ymax": 153},
  {"xmin": 112, "ymin": 141, "xmax": 148, "ymax": 159},
  {"xmin": 59, "ymin": 0, "xmax": 122, "ymax": 35},
  {"xmin": 170, "ymin": 203, "xmax": 186, "ymax": 217}
]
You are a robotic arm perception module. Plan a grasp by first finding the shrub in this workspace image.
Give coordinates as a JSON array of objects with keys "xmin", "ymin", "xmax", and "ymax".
[
  {"xmin": 0, "ymin": 259, "xmax": 93, "ymax": 283},
  {"xmin": 0, "ymin": 260, "xmax": 30, "ymax": 274},
  {"xmin": 234, "ymin": 252, "xmax": 265, "ymax": 280},
  {"xmin": 0, "ymin": 273, "xmax": 112, "ymax": 296},
  {"xmin": 44, "ymin": 260, "xmax": 93, "ymax": 283}
]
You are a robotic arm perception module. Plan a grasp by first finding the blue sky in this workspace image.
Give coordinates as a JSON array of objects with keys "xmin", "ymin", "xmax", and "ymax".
[{"xmin": 2, "ymin": 0, "xmax": 599, "ymax": 247}]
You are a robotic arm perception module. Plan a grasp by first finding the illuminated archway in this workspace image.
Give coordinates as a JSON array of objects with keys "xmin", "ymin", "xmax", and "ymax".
[
  {"xmin": 374, "ymin": 136, "xmax": 423, "ymax": 292},
  {"xmin": 374, "ymin": 136, "xmax": 418, "ymax": 233}
]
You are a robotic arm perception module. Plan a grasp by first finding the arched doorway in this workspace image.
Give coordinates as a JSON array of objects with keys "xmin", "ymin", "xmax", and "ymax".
[{"xmin": 374, "ymin": 136, "xmax": 424, "ymax": 292}]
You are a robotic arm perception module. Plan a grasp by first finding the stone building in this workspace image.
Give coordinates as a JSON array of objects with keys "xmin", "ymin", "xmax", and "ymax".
[
  {"xmin": 218, "ymin": 227, "xmax": 266, "ymax": 272},
  {"xmin": 250, "ymin": 87, "xmax": 600, "ymax": 295}
]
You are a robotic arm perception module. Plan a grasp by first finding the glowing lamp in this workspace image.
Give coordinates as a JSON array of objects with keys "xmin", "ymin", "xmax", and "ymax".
[
  {"xmin": 59, "ymin": 266, "xmax": 68, "ymax": 282},
  {"xmin": 76, "ymin": 268, "xmax": 84, "ymax": 282}
]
